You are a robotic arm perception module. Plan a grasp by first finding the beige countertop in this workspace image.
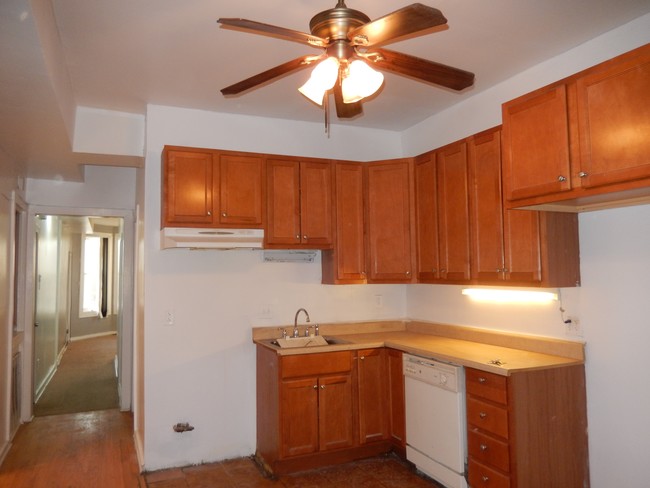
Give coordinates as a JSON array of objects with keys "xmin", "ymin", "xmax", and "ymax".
[{"xmin": 253, "ymin": 321, "xmax": 585, "ymax": 376}]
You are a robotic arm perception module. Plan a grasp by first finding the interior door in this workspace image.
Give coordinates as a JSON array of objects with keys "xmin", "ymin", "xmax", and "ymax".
[{"xmin": 33, "ymin": 219, "xmax": 59, "ymax": 398}]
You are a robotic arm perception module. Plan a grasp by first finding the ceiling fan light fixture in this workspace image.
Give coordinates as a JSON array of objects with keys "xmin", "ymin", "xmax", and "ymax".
[
  {"xmin": 298, "ymin": 57, "xmax": 340, "ymax": 105},
  {"xmin": 341, "ymin": 59, "xmax": 384, "ymax": 103}
]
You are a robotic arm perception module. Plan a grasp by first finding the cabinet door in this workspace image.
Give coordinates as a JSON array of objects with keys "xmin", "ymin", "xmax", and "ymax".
[
  {"xmin": 322, "ymin": 162, "xmax": 366, "ymax": 283},
  {"xmin": 386, "ymin": 349, "xmax": 405, "ymax": 448},
  {"xmin": 266, "ymin": 159, "xmax": 301, "ymax": 245},
  {"xmin": 357, "ymin": 349, "xmax": 387, "ymax": 444},
  {"xmin": 219, "ymin": 154, "xmax": 264, "ymax": 226},
  {"xmin": 300, "ymin": 161, "xmax": 333, "ymax": 246},
  {"xmin": 366, "ymin": 160, "xmax": 414, "ymax": 283},
  {"xmin": 503, "ymin": 209, "xmax": 541, "ymax": 283},
  {"xmin": 469, "ymin": 129, "xmax": 505, "ymax": 282},
  {"xmin": 502, "ymin": 84, "xmax": 573, "ymax": 200},
  {"xmin": 415, "ymin": 153, "xmax": 439, "ymax": 282},
  {"xmin": 318, "ymin": 374, "xmax": 354, "ymax": 451},
  {"xmin": 163, "ymin": 149, "xmax": 215, "ymax": 225},
  {"xmin": 576, "ymin": 45, "xmax": 650, "ymax": 188},
  {"xmin": 281, "ymin": 377, "xmax": 319, "ymax": 457},
  {"xmin": 437, "ymin": 142, "xmax": 471, "ymax": 282}
]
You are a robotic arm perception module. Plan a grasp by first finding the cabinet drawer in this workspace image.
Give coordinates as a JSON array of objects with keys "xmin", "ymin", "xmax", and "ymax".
[
  {"xmin": 468, "ymin": 458, "xmax": 511, "ymax": 488},
  {"xmin": 468, "ymin": 428, "xmax": 510, "ymax": 473},
  {"xmin": 467, "ymin": 397, "xmax": 509, "ymax": 439},
  {"xmin": 281, "ymin": 351, "xmax": 352, "ymax": 378},
  {"xmin": 466, "ymin": 368, "xmax": 507, "ymax": 405}
]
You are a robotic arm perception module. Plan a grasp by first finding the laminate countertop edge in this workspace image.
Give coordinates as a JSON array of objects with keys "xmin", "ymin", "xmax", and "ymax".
[{"xmin": 252, "ymin": 321, "xmax": 585, "ymax": 376}]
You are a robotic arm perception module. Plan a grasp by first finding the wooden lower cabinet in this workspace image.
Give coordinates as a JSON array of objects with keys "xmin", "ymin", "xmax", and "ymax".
[
  {"xmin": 466, "ymin": 366, "xmax": 589, "ymax": 488},
  {"xmin": 356, "ymin": 348, "xmax": 388, "ymax": 444},
  {"xmin": 256, "ymin": 346, "xmax": 394, "ymax": 475},
  {"xmin": 386, "ymin": 348, "xmax": 406, "ymax": 451}
]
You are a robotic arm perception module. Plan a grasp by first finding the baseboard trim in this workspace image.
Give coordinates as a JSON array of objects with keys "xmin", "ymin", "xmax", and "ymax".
[
  {"xmin": 0, "ymin": 440, "xmax": 11, "ymax": 467},
  {"xmin": 71, "ymin": 331, "xmax": 117, "ymax": 341}
]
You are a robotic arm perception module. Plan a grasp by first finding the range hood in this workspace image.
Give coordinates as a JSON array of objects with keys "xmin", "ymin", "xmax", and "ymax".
[{"xmin": 161, "ymin": 227, "xmax": 264, "ymax": 250}]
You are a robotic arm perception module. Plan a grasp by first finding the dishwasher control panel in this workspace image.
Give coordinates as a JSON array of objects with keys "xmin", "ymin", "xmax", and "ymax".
[{"xmin": 403, "ymin": 353, "xmax": 462, "ymax": 393}]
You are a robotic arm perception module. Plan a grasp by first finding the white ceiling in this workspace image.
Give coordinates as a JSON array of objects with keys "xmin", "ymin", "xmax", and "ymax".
[{"xmin": 1, "ymin": 0, "xmax": 650, "ymax": 181}]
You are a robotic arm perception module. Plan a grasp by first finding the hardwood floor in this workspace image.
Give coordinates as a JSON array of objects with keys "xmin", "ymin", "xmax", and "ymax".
[
  {"xmin": 0, "ymin": 409, "xmax": 144, "ymax": 488},
  {"xmin": 1, "ymin": 410, "xmax": 443, "ymax": 488}
]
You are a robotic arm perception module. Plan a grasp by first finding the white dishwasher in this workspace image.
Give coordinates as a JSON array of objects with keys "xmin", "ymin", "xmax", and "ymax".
[{"xmin": 403, "ymin": 353, "xmax": 467, "ymax": 488}]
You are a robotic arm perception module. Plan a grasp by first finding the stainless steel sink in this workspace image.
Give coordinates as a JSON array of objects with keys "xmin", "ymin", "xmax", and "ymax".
[{"xmin": 266, "ymin": 336, "xmax": 350, "ymax": 348}]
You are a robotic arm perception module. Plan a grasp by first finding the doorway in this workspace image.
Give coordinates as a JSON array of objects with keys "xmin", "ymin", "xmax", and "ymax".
[{"xmin": 24, "ymin": 208, "xmax": 134, "ymax": 419}]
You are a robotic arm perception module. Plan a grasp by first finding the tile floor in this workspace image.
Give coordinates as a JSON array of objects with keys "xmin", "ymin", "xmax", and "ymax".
[{"xmin": 144, "ymin": 454, "xmax": 445, "ymax": 488}]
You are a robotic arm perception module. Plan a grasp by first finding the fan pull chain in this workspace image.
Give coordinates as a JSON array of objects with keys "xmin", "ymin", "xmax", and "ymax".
[{"xmin": 324, "ymin": 92, "xmax": 330, "ymax": 137}]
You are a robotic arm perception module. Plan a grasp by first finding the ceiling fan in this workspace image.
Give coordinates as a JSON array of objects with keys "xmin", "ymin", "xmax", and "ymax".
[{"xmin": 217, "ymin": 1, "xmax": 474, "ymax": 120}]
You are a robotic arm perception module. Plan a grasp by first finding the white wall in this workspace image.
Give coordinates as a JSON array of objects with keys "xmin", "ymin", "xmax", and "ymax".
[
  {"xmin": 143, "ymin": 108, "xmax": 406, "ymax": 469},
  {"xmin": 26, "ymin": 165, "xmax": 137, "ymax": 210},
  {"xmin": 402, "ymin": 13, "xmax": 650, "ymax": 155}
]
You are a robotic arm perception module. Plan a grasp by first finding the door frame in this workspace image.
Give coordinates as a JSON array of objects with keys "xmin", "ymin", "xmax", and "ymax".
[{"xmin": 22, "ymin": 205, "xmax": 135, "ymax": 419}]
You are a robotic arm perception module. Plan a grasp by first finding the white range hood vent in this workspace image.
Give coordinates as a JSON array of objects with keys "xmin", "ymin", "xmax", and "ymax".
[
  {"xmin": 263, "ymin": 250, "xmax": 318, "ymax": 263},
  {"xmin": 161, "ymin": 227, "xmax": 264, "ymax": 250}
]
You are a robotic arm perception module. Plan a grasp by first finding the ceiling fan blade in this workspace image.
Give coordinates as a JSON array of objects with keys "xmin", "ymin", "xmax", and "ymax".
[
  {"xmin": 333, "ymin": 81, "xmax": 363, "ymax": 119},
  {"xmin": 217, "ymin": 18, "xmax": 328, "ymax": 47},
  {"xmin": 221, "ymin": 55, "xmax": 319, "ymax": 95},
  {"xmin": 348, "ymin": 3, "xmax": 447, "ymax": 47},
  {"xmin": 370, "ymin": 48, "xmax": 474, "ymax": 91}
]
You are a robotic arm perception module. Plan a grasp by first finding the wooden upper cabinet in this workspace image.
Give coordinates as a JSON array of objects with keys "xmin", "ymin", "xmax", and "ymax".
[
  {"xmin": 502, "ymin": 44, "xmax": 650, "ymax": 209},
  {"xmin": 469, "ymin": 128, "xmax": 542, "ymax": 284},
  {"xmin": 266, "ymin": 159, "xmax": 301, "ymax": 245},
  {"xmin": 218, "ymin": 153, "xmax": 264, "ymax": 226},
  {"xmin": 366, "ymin": 159, "xmax": 414, "ymax": 283},
  {"xmin": 322, "ymin": 161, "xmax": 366, "ymax": 284},
  {"xmin": 162, "ymin": 146, "xmax": 264, "ymax": 228},
  {"xmin": 576, "ymin": 45, "xmax": 650, "ymax": 188},
  {"xmin": 162, "ymin": 147, "xmax": 215, "ymax": 226},
  {"xmin": 266, "ymin": 158, "xmax": 332, "ymax": 248},
  {"xmin": 502, "ymin": 83, "xmax": 573, "ymax": 201},
  {"xmin": 416, "ymin": 142, "xmax": 471, "ymax": 283},
  {"xmin": 415, "ymin": 152, "xmax": 439, "ymax": 282},
  {"xmin": 300, "ymin": 161, "xmax": 333, "ymax": 247},
  {"xmin": 469, "ymin": 129, "xmax": 506, "ymax": 283},
  {"xmin": 436, "ymin": 141, "xmax": 471, "ymax": 282}
]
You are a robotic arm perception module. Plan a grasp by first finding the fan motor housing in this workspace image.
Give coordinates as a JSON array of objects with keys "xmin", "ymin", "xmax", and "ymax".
[{"xmin": 309, "ymin": 3, "xmax": 370, "ymax": 42}]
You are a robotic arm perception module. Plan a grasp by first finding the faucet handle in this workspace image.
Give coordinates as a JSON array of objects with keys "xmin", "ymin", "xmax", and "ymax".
[
  {"xmin": 314, "ymin": 324, "xmax": 319, "ymax": 336},
  {"xmin": 277, "ymin": 327, "xmax": 288, "ymax": 339},
  {"xmin": 304, "ymin": 326, "xmax": 311, "ymax": 337}
]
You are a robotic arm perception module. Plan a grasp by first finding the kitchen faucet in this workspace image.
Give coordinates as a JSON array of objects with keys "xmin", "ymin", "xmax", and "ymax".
[{"xmin": 293, "ymin": 308, "xmax": 310, "ymax": 338}]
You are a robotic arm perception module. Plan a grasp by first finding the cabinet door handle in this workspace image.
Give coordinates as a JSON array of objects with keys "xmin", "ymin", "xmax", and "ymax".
[
  {"xmin": 406, "ymin": 271, "xmax": 411, "ymax": 276},
  {"xmin": 320, "ymin": 385, "xmax": 325, "ymax": 389},
  {"xmin": 360, "ymin": 356, "xmax": 365, "ymax": 360},
  {"xmin": 480, "ymin": 443, "xmax": 488, "ymax": 451},
  {"xmin": 313, "ymin": 385, "xmax": 318, "ymax": 389},
  {"xmin": 303, "ymin": 235, "xmax": 308, "ymax": 240},
  {"xmin": 207, "ymin": 210, "xmax": 212, "ymax": 216},
  {"xmin": 479, "ymin": 412, "xmax": 487, "ymax": 419},
  {"xmin": 295, "ymin": 235, "xmax": 300, "ymax": 240},
  {"xmin": 221, "ymin": 212, "xmax": 227, "ymax": 217},
  {"xmin": 482, "ymin": 475, "xmax": 490, "ymax": 482},
  {"xmin": 478, "ymin": 377, "xmax": 487, "ymax": 383},
  {"xmin": 558, "ymin": 175, "xmax": 567, "ymax": 182},
  {"xmin": 578, "ymin": 171, "xmax": 588, "ymax": 178}
]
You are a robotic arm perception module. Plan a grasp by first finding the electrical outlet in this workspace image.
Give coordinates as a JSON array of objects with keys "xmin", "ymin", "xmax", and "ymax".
[
  {"xmin": 374, "ymin": 294, "xmax": 383, "ymax": 308},
  {"xmin": 565, "ymin": 316, "xmax": 582, "ymax": 337},
  {"xmin": 165, "ymin": 310, "xmax": 175, "ymax": 326}
]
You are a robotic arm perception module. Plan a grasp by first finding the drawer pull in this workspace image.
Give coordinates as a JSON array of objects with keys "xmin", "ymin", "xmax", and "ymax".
[
  {"xmin": 478, "ymin": 377, "xmax": 487, "ymax": 383},
  {"xmin": 479, "ymin": 412, "xmax": 487, "ymax": 419},
  {"xmin": 482, "ymin": 475, "xmax": 490, "ymax": 482},
  {"xmin": 480, "ymin": 443, "xmax": 488, "ymax": 451}
]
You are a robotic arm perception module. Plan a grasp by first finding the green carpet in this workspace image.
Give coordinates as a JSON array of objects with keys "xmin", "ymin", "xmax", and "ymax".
[{"xmin": 34, "ymin": 334, "xmax": 119, "ymax": 416}]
